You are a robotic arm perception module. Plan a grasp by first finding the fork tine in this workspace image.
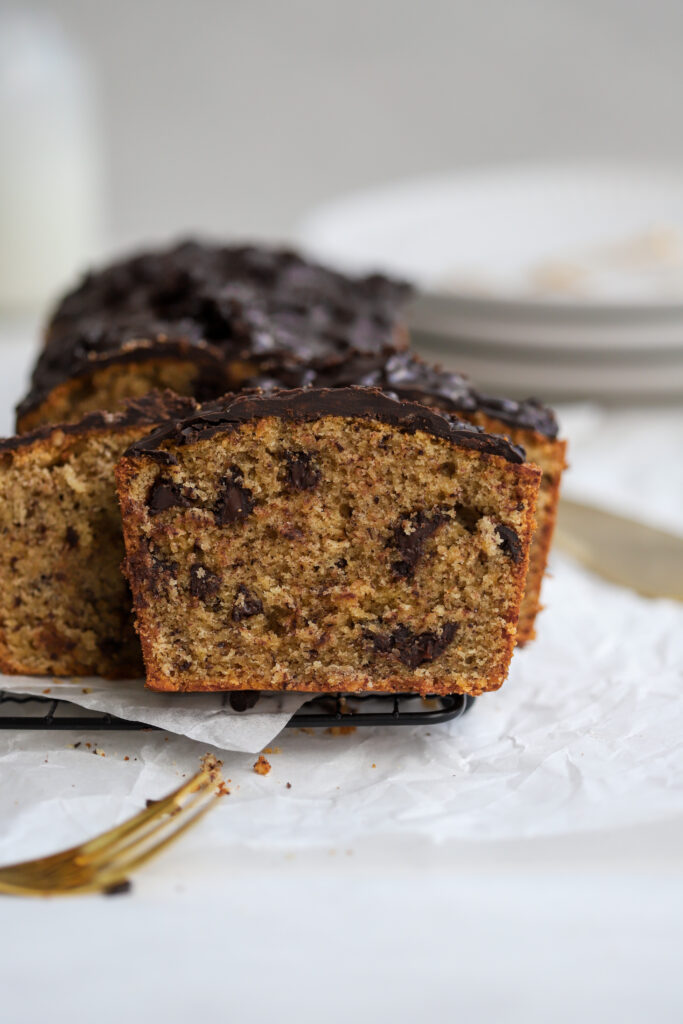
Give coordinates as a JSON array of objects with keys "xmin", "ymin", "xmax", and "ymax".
[
  {"xmin": 94, "ymin": 790, "xmax": 222, "ymax": 888},
  {"xmin": 84, "ymin": 779, "xmax": 216, "ymax": 872},
  {"xmin": 0, "ymin": 766, "xmax": 215, "ymax": 882},
  {"xmin": 79, "ymin": 768, "xmax": 214, "ymax": 857}
]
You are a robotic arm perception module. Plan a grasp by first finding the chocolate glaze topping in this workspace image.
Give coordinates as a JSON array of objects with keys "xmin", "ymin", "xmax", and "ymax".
[
  {"xmin": 245, "ymin": 350, "xmax": 558, "ymax": 439},
  {"xmin": 125, "ymin": 386, "xmax": 526, "ymax": 465},
  {"xmin": 18, "ymin": 240, "xmax": 411, "ymax": 419},
  {"xmin": 0, "ymin": 391, "xmax": 197, "ymax": 454}
]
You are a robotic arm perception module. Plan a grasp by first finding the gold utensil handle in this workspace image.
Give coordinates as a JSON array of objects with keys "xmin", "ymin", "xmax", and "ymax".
[{"xmin": 555, "ymin": 499, "xmax": 683, "ymax": 602}]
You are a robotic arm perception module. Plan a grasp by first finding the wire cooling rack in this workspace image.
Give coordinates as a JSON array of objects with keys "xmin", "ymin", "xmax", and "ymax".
[{"xmin": 0, "ymin": 690, "xmax": 473, "ymax": 731}]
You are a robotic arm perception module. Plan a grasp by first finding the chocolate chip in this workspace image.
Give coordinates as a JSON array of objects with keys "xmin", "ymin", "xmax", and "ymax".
[
  {"xmin": 229, "ymin": 691, "xmax": 260, "ymax": 712},
  {"xmin": 231, "ymin": 584, "xmax": 263, "ymax": 622},
  {"xmin": 147, "ymin": 478, "xmax": 192, "ymax": 513},
  {"xmin": 335, "ymin": 557, "xmax": 348, "ymax": 569},
  {"xmin": 389, "ymin": 509, "xmax": 448, "ymax": 579},
  {"xmin": 365, "ymin": 622, "xmax": 458, "ymax": 669},
  {"xmin": 215, "ymin": 465, "xmax": 254, "ymax": 525},
  {"xmin": 189, "ymin": 563, "xmax": 221, "ymax": 601},
  {"xmin": 281, "ymin": 450, "xmax": 321, "ymax": 491},
  {"xmin": 495, "ymin": 524, "xmax": 523, "ymax": 563},
  {"xmin": 65, "ymin": 526, "xmax": 79, "ymax": 549}
]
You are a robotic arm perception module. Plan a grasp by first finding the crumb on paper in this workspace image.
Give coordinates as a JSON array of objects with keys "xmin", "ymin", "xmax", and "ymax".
[
  {"xmin": 103, "ymin": 879, "xmax": 132, "ymax": 897},
  {"xmin": 123, "ymin": 755, "xmax": 129, "ymax": 761},
  {"xmin": 263, "ymin": 746, "xmax": 282, "ymax": 754},
  {"xmin": 200, "ymin": 753, "xmax": 224, "ymax": 786},
  {"xmin": 82, "ymin": 687, "xmax": 92, "ymax": 694},
  {"xmin": 42, "ymin": 688, "xmax": 51, "ymax": 694},
  {"xmin": 286, "ymin": 782, "xmax": 292, "ymax": 789},
  {"xmin": 371, "ymin": 763, "xmax": 376, "ymax": 768},
  {"xmin": 253, "ymin": 755, "xmax": 271, "ymax": 776},
  {"xmin": 325, "ymin": 725, "xmax": 357, "ymax": 736}
]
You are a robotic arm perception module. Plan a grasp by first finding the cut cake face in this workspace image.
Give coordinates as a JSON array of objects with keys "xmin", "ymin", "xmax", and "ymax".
[
  {"xmin": 0, "ymin": 393, "xmax": 196, "ymax": 677},
  {"xmin": 116, "ymin": 388, "xmax": 541, "ymax": 695}
]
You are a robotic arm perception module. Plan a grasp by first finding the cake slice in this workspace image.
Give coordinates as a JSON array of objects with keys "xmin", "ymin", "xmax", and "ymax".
[
  {"xmin": 16, "ymin": 240, "xmax": 411, "ymax": 431},
  {"xmin": 0, "ymin": 392, "xmax": 196, "ymax": 677},
  {"xmin": 116, "ymin": 388, "xmax": 541, "ymax": 695},
  {"xmin": 246, "ymin": 352, "xmax": 567, "ymax": 643}
]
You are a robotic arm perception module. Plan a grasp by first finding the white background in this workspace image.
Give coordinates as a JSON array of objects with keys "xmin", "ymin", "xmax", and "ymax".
[{"xmin": 27, "ymin": 0, "xmax": 683, "ymax": 246}]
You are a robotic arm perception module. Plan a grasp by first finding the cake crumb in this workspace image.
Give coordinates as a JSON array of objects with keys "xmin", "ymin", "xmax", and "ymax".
[
  {"xmin": 42, "ymin": 688, "xmax": 51, "ymax": 694},
  {"xmin": 200, "ymin": 753, "xmax": 224, "ymax": 784},
  {"xmin": 253, "ymin": 755, "xmax": 271, "ymax": 776},
  {"xmin": 103, "ymin": 879, "xmax": 132, "ymax": 897},
  {"xmin": 82, "ymin": 687, "xmax": 92, "ymax": 694},
  {"xmin": 263, "ymin": 746, "xmax": 282, "ymax": 754},
  {"xmin": 286, "ymin": 782, "xmax": 292, "ymax": 789},
  {"xmin": 325, "ymin": 725, "xmax": 357, "ymax": 736}
]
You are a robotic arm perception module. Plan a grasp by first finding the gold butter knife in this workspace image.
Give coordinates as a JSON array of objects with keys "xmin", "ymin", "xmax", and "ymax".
[{"xmin": 554, "ymin": 499, "xmax": 683, "ymax": 602}]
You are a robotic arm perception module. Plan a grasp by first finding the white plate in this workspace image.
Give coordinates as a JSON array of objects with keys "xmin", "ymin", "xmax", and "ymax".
[
  {"xmin": 299, "ymin": 162, "xmax": 683, "ymax": 313},
  {"xmin": 413, "ymin": 332, "xmax": 683, "ymax": 402}
]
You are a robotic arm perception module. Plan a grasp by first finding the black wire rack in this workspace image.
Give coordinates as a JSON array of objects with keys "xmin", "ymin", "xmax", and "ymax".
[{"xmin": 0, "ymin": 689, "xmax": 473, "ymax": 732}]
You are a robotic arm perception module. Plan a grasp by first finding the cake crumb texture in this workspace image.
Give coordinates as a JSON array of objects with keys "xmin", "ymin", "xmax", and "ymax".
[{"xmin": 117, "ymin": 403, "xmax": 540, "ymax": 696}]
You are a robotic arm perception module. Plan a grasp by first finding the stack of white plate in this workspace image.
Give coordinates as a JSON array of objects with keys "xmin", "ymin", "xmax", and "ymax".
[{"xmin": 298, "ymin": 163, "xmax": 683, "ymax": 400}]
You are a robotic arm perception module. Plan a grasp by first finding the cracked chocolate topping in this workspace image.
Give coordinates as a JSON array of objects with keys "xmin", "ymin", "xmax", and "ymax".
[
  {"xmin": 124, "ymin": 386, "xmax": 527, "ymax": 464},
  {"xmin": 246, "ymin": 350, "xmax": 558, "ymax": 439},
  {"xmin": 0, "ymin": 391, "xmax": 198, "ymax": 454},
  {"xmin": 18, "ymin": 240, "xmax": 412, "ymax": 420}
]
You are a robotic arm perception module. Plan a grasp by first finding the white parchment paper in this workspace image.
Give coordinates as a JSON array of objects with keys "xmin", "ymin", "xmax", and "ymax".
[{"xmin": 0, "ymin": 675, "xmax": 307, "ymax": 752}]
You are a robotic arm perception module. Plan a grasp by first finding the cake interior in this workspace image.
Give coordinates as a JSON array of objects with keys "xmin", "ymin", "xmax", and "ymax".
[
  {"xmin": 0, "ymin": 426, "xmax": 145, "ymax": 677},
  {"xmin": 119, "ymin": 414, "xmax": 540, "ymax": 695}
]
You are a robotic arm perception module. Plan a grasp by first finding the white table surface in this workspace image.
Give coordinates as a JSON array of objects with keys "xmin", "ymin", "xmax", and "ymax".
[{"xmin": 1, "ymin": 321, "xmax": 682, "ymax": 1024}]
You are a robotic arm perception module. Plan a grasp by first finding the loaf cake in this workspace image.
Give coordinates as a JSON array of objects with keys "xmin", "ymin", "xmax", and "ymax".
[
  {"xmin": 0, "ymin": 392, "xmax": 196, "ymax": 677},
  {"xmin": 246, "ymin": 352, "xmax": 567, "ymax": 643},
  {"xmin": 115, "ymin": 388, "xmax": 542, "ymax": 695},
  {"xmin": 16, "ymin": 240, "xmax": 411, "ymax": 432}
]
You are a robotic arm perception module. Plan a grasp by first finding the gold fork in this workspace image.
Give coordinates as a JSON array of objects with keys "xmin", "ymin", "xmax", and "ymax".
[{"xmin": 0, "ymin": 757, "xmax": 225, "ymax": 897}]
